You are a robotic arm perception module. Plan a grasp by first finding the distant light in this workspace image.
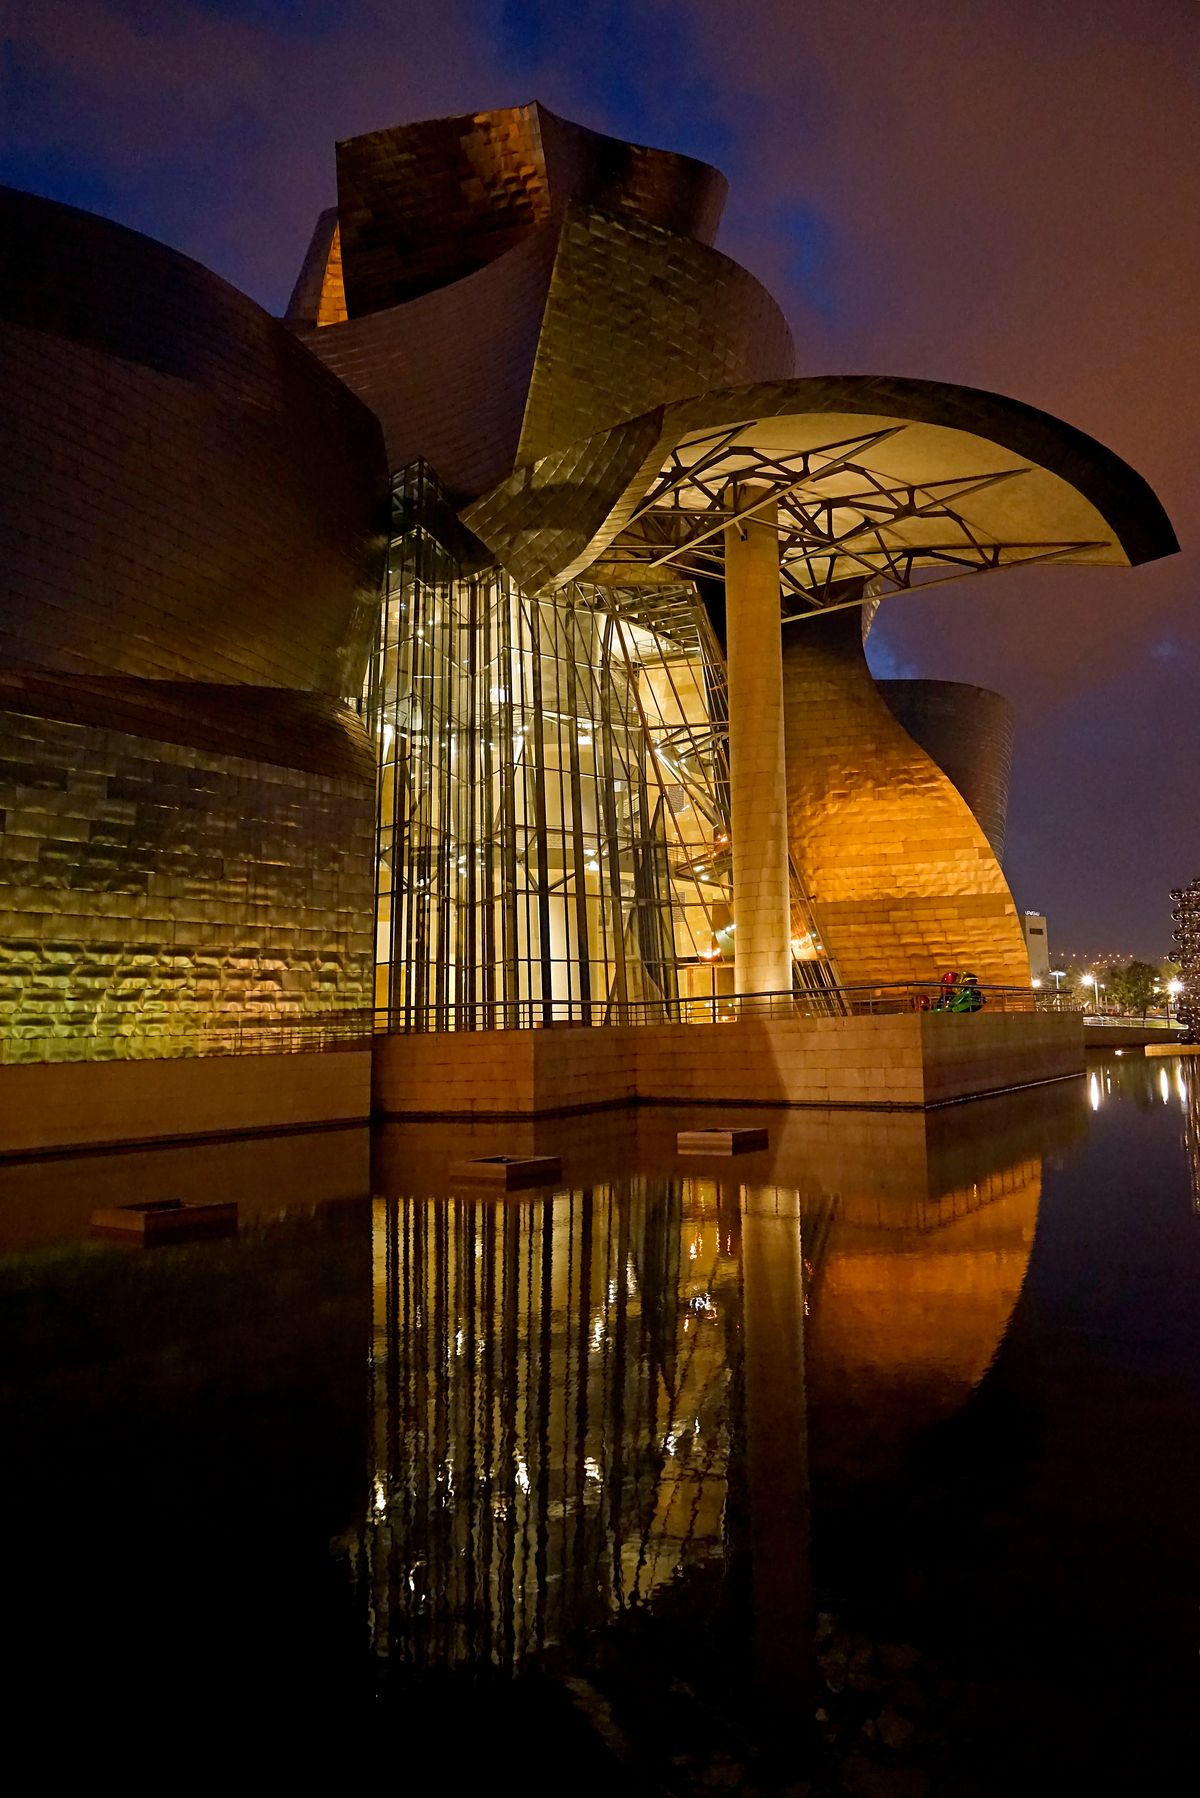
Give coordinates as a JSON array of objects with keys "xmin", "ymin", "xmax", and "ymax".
[
  {"xmin": 1167, "ymin": 978, "xmax": 1183, "ymax": 997},
  {"xmin": 1032, "ymin": 978, "xmax": 1043, "ymax": 989},
  {"xmin": 1081, "ymin": 974, "xmax": 1096, "ymax": 987}
]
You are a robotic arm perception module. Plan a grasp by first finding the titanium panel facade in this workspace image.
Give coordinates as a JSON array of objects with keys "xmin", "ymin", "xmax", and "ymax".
[
  {"xmin": 292, "ymin": 225, "xmax": 560, "ymax": 500},
  {"xmin": 878, "ymin": 680, "xmax": 1015, "ymax": 862},
  {"xmin": 292, "ymin": 105, "xmax": 787, "ymax": 503},
  {"xmin": 0, "ymin": 186, "xmax": 386, "ymax": 693},
  {"xmin": 0, "ymin": 701, "xmax": 373, "ymax": 1063},
  {"xmin": 0, "ymin": 190, "xmax": 387, "ymax": 1061},
  {"xmin": 333, "ymin": 101, "xmax": 728, "ymax": 315},
  {"xmin": 1, "ymin": 104, "xmax": 1179, "ymax": 1059},
  {"xmin": 515, "ymin": 204, "xmax": 794, "ymax": 466},
  {"xmin": 781, "ymin": 606, "xmax": 1032, "ymax": 989},
  {"xmin": 286, "ymin": 206, "xmax": 348, "ymax": 329}
]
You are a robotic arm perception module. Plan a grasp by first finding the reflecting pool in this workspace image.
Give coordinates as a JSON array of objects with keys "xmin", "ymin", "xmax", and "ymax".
[{"xmin": 2, "ymin": 1055, "xmax": 1197, "ymax": 1788}]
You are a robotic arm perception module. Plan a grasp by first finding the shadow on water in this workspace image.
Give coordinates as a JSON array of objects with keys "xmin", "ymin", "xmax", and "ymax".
[{"xmin": 1, "ymin": 1061, "xmax": 1197, "ymax": 1787}]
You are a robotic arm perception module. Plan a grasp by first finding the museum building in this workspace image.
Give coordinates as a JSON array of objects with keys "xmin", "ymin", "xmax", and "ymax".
[{"xmin": 0, "ymin": 104, "xmax": 1177, "ymax": 1084}]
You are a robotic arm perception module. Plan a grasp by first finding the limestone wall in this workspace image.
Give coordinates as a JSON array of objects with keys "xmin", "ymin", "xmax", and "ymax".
[
  {"xmin": 0, "ymin": 1048, "xmax": 371, "ymax": 1157},
  {"xmin": 373, "ymin": 1011, "xmax": 1083, "ymax": 1118}
]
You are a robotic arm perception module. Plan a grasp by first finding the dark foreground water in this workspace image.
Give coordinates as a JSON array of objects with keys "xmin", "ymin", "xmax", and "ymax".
[{"xmin": 2, "ymin": 1054, "xmax": 1197, "ymax": 1791}]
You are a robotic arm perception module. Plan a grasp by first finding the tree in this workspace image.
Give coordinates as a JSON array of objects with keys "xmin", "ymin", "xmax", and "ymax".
[
  {"xmin": 1103, "ymin": 959, "xmax": 1160, "ymax": 1021},
  {"xmin": 1059, "ymin": 963, "xmax": 1084, "ymax": 998}
]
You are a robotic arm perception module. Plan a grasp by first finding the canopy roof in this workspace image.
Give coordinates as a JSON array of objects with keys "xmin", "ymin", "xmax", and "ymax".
[{"xmin": 462, "ymin": 375, "xmax": 1177, "ymax": 604}]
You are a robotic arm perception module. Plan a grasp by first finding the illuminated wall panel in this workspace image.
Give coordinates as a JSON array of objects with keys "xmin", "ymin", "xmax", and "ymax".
[
  {"xmin": 781, "ymin": 606, "xmax": 1032, "ymax": 988},
  {"xmin": 879, "ymin": 679, "xmax": 1015, "ymax": 862},
  {"xmin": 0, "ymin": 698, "xmax": 373, "ymax": 1062}
]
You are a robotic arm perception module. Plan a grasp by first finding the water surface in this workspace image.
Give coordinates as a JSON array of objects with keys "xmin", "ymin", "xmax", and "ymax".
[{"xmin": 1, "ymin": 1056, "xmax": 1196, "ymax": 1787}]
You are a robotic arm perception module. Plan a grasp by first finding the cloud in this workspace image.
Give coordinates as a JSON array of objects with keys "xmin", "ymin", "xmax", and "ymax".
[{"xmin": 1, "ymin": 0, "xmax": 508, "ymax": 303}]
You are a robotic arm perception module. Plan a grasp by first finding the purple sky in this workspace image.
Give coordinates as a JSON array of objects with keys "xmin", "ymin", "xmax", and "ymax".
[{"xmin": 3, "ymin": 0, "xmax": 1196, "ymax": 959}]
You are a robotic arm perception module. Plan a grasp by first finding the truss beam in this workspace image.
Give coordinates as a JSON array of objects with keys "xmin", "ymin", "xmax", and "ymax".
[{"xmin": 601, "ymin": 430, "xmax": 1107, "ymax": 617}]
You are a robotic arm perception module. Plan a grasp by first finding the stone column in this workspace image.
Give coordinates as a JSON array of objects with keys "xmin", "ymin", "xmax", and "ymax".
[{"xmin": 724, "ymin": 485, "xmax": 792, "ymax": 996}]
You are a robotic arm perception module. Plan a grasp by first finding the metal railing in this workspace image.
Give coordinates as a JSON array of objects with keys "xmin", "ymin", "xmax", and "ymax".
[
  {"xmin": 1081, "ymin": 1011, "xmax": 1180, "ymax": 1028},
  {"xmin": 376, "ymin": 982, "xmax": 1077, "ymax": 1034}
]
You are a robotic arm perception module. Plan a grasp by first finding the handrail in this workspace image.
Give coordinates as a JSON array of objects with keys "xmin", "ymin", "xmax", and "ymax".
[{"xmin": 375, "ymin": 983, "xmax": 1083, "ymax": 1034}]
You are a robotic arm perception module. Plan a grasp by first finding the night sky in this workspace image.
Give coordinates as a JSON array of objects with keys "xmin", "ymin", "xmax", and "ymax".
[{"xmin": 3, "ymin": 0, "xmax": 1195, "ymax": 960}]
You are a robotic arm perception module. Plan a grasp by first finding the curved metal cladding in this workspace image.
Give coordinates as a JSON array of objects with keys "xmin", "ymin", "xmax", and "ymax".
[
  {"xmin": 780, "ymin": 606, "xmax": 1032, "ymax": 989},
  {"xmin": 0, "ymin": 189, "xmax": 389, "ymax": 1059},
  {"xmin": 514, "ymin": 205, "xmax": 794, "ymax": 466},
  {"xmin": 291, "ymin": 226, "xmax": 562, "ymax": 502},
  {"xmin": 0, "ymin": 185, "xmax": 386, "ymax": 692},
  {"xmin": 877, "ymin": 680, "xmax": 1015, "ymax": 862},
  {"xmin": 330, "ymin": 101, "xmax": 729, "ymax": 315},
  {"xmin": 289, "ymin": 104, "xmax": 791, "ymax": 501}
]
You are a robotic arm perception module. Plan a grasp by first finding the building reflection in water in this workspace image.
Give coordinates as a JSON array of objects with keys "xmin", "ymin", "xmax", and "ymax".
[
  {"xmin": 359, "ymin": 1085, "xmax": 1084, "ymax": 1677},
  {"xmin": 359, "ymin": 1177, "xmax": 747, "ymax": 1672}
]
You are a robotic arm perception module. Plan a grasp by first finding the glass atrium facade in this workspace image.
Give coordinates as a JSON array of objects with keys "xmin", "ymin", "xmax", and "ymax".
[{"xmin": 371, "ymin": 465, "xmax": 835, "ymax": 1027}]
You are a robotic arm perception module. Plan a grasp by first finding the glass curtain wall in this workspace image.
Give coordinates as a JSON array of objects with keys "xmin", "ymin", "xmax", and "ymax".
[{"xmin": 371, "ymin": 463, "xmax": 837, "ymax": 1029}]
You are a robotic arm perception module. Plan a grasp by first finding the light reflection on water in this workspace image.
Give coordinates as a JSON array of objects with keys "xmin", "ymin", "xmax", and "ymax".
[
  {"xmin": 353, "ymin": 1088, "xmax": 1074, "ymax": 1678},
  {"xmin": 2, "ymin": 1054, "xmax": 1199, "ymax": 1777},
  {"xmin": 355, "ymin": 1181, "xmax": 743, "ymax": 1672}
]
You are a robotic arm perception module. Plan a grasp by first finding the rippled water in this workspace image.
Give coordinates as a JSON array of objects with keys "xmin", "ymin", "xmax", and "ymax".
[{"xmin": 1, "ymin": 1054, "xmax": 1197, "ymax": 1785}]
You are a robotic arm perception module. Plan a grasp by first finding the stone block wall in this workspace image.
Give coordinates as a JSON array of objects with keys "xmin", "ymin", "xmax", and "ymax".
[
  {"xmin": 0, "ymin": 1048, "xmax": 371, "ymax": 1157},
  {"xmin": 372, "ymin": 1010, "xmax": 1083, "ymax": 1118},
  {"xmin": 919, "ymin": 1009, "xmax": 1086, "ymax": 1103}
]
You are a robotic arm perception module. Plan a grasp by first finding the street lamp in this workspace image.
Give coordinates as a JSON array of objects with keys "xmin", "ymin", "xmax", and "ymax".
[
  {"xmin": 1167, "ymin": 977, "xmax": 1183, "ymax": 1021},
  {"xmin": 1081, "ymin": 972, "xmax": 1096, "ymax": 1011},
  {"xmin": 1051, "ymin": 968, "xmax": 1067, "ymax": 992}
]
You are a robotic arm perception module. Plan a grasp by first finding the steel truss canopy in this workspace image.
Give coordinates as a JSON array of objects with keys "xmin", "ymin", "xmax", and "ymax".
[{"xmin": 463, "ymin": 376, "xmax": 1178, "ymax": 606}]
